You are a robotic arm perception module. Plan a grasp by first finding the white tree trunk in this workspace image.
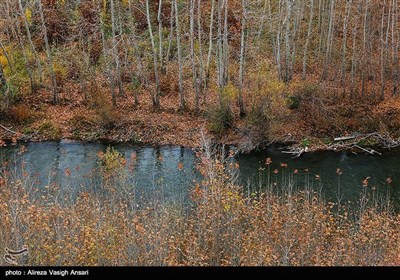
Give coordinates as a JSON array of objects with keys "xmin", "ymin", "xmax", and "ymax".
[
  {"xmin": 174, "ymin": 0, "xmax": 185, "ymax": 111},
  {"xmin": 146, "ymin": 0, "xmax": 160, "ymax": 109},
  {"xmin": 302, "ymin": 0, "xmax": 314, "ymax": 80},
  {"xmin": 38, "ymin": 0, "xmax": 58, "ymax": 104},
  {"xmin": 238, "ymin": 0, "xmax": 247, "ymax": 118},
  {"xmin": 206, "ymin": 0, "xmax": 216, "ymax": 90}
]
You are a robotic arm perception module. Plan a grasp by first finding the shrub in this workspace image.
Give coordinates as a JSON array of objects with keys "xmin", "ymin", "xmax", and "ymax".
[
  {"xmin": 297, "ymin": 82, "xmax": 320, "ymax": 97},
  {"xmin": 70, "ymin": 112, "xmax": 98, "ymax": 131},
  {"xmin": 300, "ymin": 138, "xmax": 311, "ymax": 148},
  {"xmin": 8, "ymin": 104, "xmax": 33, "ymax": 124},
  {"xmin": 287, "ymin": 95, "xmax": 301, "ymax": 110},
  {"xmin": 97, "ymin": 146, "xmax": 126, "ymax": 180},
  {"xmin": 38, "ymin": 120, "xmax": 61, "ymax": 139},
  {"xmin": 207, "ymin": 104, "xmax": 233, "ymax": 136}
]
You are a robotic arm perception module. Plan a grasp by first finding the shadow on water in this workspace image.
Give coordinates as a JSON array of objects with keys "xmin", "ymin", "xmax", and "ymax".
[{"xmin": 1, "ymin": 141, "xmax": 399, "ymax": 210}]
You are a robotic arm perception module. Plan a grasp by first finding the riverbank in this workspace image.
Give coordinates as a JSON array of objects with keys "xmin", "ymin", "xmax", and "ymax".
[{"xmin": 2, "ymin": 82, "xmax": 400, "ymax": 152}]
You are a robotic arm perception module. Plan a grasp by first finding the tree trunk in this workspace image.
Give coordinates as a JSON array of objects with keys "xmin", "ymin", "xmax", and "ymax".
[
  {"xmin": 361, "ymin": 0, "xmax": 369, "ymax": 98},
  {"xmin": 128, "ymin": 0, "xmax": 140, "ymax": 106},
  {"xmin": 158, "ymin": 0, "xmax": 164, "ymax": 73},
  {"xmin": 0, "ymin": 63, "xmax": 7, "ymax": 91},
  {"xmin": 0, "ymin": 40, "xmax": 12, "ymax": 71},
  {"xmin": 206, "ymin": 0, "xmax": 216, "ymax": 91},
  {"xmin": 190, "ymin": 0, "xmax": 199, "ymax": 111},
  {"xmin": 223, "ymin": 0, "xmax": 229, "ymax": 86},
  {"xmin": 284, "ymin": 0, "xmax": 292, "ymax": 83},
  {"xmin": 217, "ymin": 0, "xmax": 223, "ymax": 92},
  {"xmin": 350, "ymin": 25, "xmax": 358, "ymax": 99},
  {"xmin": 216, "ymin": 0, "xmax": 229, "ymax": 97},
  {"xmin": 100, "ymin": 2, "xmax": 116, "ymax": 107},
  {"xmin": 322, "ymin": 0, "xmax": 335, "ymax": 80},
  {"xmin": 238, "ymin": 0, "xmax": 247, "ymax": 118},
  {"xmin": 166, "ymin": 0, "xmax": 174, "ymax": 62},
  {"xmin": 302, "ymin": 0, "xmax": 314, "ymax": 80},
  {"xmin": 289, "ymin": 1, "xmax": 303, "ymax": 81},
  {"xmin": 174, "ymin": 0, "xmax": 185, "ymax": 111},
  {"xmin": 393, "ymin": 0, "xmax": 399, "ymax": 96},
  {"xmin": 13, "ymin": 12, "xmax": 35, "ymax": 94},
  {"xmin": 18, "ymin": 0, "xmax": 42, "ymax": 86},
  {"xmin": 38, "ymin": 0, "xmax": 58, "ymax": 104},
  {"xmin": 111, "ymin": 0, "xmax": 124, "ymax": 98},
  {"xmin": 146, "ymin": 0, "xmax": 160, "ymax": 109},
  {"xmin": 267, "ymin": 0, "xmax": 277, "ymax": 60},
  {"xmin": 341, "ymin": 0, "xmax": 351, "ymax": 87},
  {"xmin": 197, "ymin": 0, "xmax": 204, "ymax": 102},
  {"xmin": 381, "ymin": 0, "xmax": 391, "ymax": 100}
]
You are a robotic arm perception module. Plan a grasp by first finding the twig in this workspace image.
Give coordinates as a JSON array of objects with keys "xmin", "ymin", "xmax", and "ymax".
[{"xmin": 0, "ymin": 124, "xmax": 18, "ymax": 134}]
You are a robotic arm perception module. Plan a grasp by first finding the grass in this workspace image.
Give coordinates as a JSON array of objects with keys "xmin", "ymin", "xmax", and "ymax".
[{"xmin": 0, "ymin": 146, "xmax": 399, "ymax": 266}]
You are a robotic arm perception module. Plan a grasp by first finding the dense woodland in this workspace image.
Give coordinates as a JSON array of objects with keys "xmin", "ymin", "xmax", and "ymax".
[{"xmin": 1, "ymin": 0, "xmax": 400, "ymax": 148}]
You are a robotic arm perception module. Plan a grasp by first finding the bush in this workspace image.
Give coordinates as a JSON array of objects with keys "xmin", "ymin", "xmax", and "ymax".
[
  {"xmin": 297, "ymin": 82, "xmax": 320, "ymax": 97},
  {"xmin": 38, "ymin": 120, "xmax": 61, "ymax": 139},
  {"xmin": 287, "ymin": 95, "xmax": 301, "ymax": 110},
  {"xmin": 97, "ymin": 146, "xmax": 126, "ymax": 180},
  {"xmin": 207, "ymin": 104, "xmax": 233, "ymax": 136},
  {"xmin": 8, "ymin": 104, "xmax": 33, "ymax": 124}
]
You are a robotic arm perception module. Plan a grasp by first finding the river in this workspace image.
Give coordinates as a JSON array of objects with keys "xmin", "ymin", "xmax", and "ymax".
[{"xmin": 1, "ymin": 140, "xmax": 399, "ymax": 210}]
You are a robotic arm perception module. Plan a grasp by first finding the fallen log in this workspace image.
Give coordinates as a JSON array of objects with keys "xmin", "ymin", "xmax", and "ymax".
[
  {"xmin": 282, "ymin": 147, "xmax": 308, "ymax": 159},
  {"xmin": 353, "ymin": 145, "xmax": 382, "ymax": 155},
  {"xmin": 334, "ymin": 135, "xmax": 356, "ymax": 141}
]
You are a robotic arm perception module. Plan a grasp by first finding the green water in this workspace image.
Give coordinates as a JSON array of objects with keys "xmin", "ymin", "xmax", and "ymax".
[{"xmin": 1, "ymin": 141, "xmax": 399, "ymax": 209}]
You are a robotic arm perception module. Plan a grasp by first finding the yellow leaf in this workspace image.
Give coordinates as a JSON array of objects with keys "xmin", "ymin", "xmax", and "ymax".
[
  {"xmin": 25, "ymin": 8, "xmax": 32, "ymax": 25},
  {"xmin": 0, "ymin": 56, "xmax": 7, "ymax": 68},
  {"xmin": 122, "ymin": 0, "xmax": 129, "ymax": 7}
]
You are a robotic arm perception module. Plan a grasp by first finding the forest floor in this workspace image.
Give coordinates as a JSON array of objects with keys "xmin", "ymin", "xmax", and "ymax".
[{"xmin": 2, "ymin": 78, "xmax": 400, "ymax": 151}]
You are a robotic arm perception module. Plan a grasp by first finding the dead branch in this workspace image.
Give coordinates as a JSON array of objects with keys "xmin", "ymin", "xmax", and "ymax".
[
  {"xmin": 326, "ymin": 132, "xmax": 399, "ymax": 154},
  {"xmin": 0, "ymin": 124, "xmax": 18, "ymax": 134},
  {"xmin": 282, "ymin": 147, "xmax": 308, "ymax": 159}
]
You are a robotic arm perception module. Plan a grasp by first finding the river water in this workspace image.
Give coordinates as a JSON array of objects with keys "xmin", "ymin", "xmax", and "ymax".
[{"xmin": 1, "ymin": 141, "xmax": 399, "ymax": 209}]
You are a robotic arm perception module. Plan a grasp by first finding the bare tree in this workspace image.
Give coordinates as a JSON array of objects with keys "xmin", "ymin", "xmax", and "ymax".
[
  {"xmin": 205, "ymin": 0, "xmax": 216, "ymax": 90},
  {"xmin": 284, "ymin": 0, "xmax": 293, "ymax": 83},
  {"xmin": 0, "ymin": 40, "xmax": 12, "ymax": 71},
  {"xmin": 128, "ymin": 0, "xmax": 141, "ymax": 106},
  {"xmin": 38, "ymin": 0, "xmax": 58, "ymax": 104},
  {"xmin": 111, "ymin": 0, "xmax": 124, "ymax": 97},
  {"xmin": 381, "ymin": 0, "xmax": 391, "ymax": 100},
  {"xmin": 392, "ymin": 0, "xmax": 399, "ymax": 96},
  {"xmin": 238, "ymin": 0, "xmax": 247, "ymax": 118},
  {"xmin": 322, "ymin": 0, "xmax": 336, "ymax": 80},
  {"xmin": 361, "ymin": 0, "xmax": 370, "ymax": 97},
  {"xmin": 18, "ymin": 0, "xmax": 42, "ymax": 85},
  {"xmin": 341, "ymin": 0, "xmax": 351, "ymax": 87},
  {"xmin": 146, "ymin": 0, "xmax": 161, "ymax": 109},
  {"xmin": 190, "ymin": 0, "xmax": 199, "ymax": 111},
  {"xmin": 0, "ymin": 62, "xmax": 7, "ymax": 90},
  {"xmin": 302, "ymin": 0, "xmax": 314, "ymax": 80},
  {"xmin": 197, "ymin": 0, "xmax": 205, "ymax": 101},
  {"xmin": 158, "ymin": 0, "xmax": 164, "ymax": 73},
  {"xmin": 99, "ymin": 2, "xmax": 116, "ymax": 107},
  {"xmin": 223, "ymin": 0, "xmax": 229, "ymax": 85},
  {"xmin": 166, "ymin": 0, "xmax": 174, "ymax": 63},
  {"xmin": 174, "ymin": 0, "xmax": 185, "ymax": 111}
]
